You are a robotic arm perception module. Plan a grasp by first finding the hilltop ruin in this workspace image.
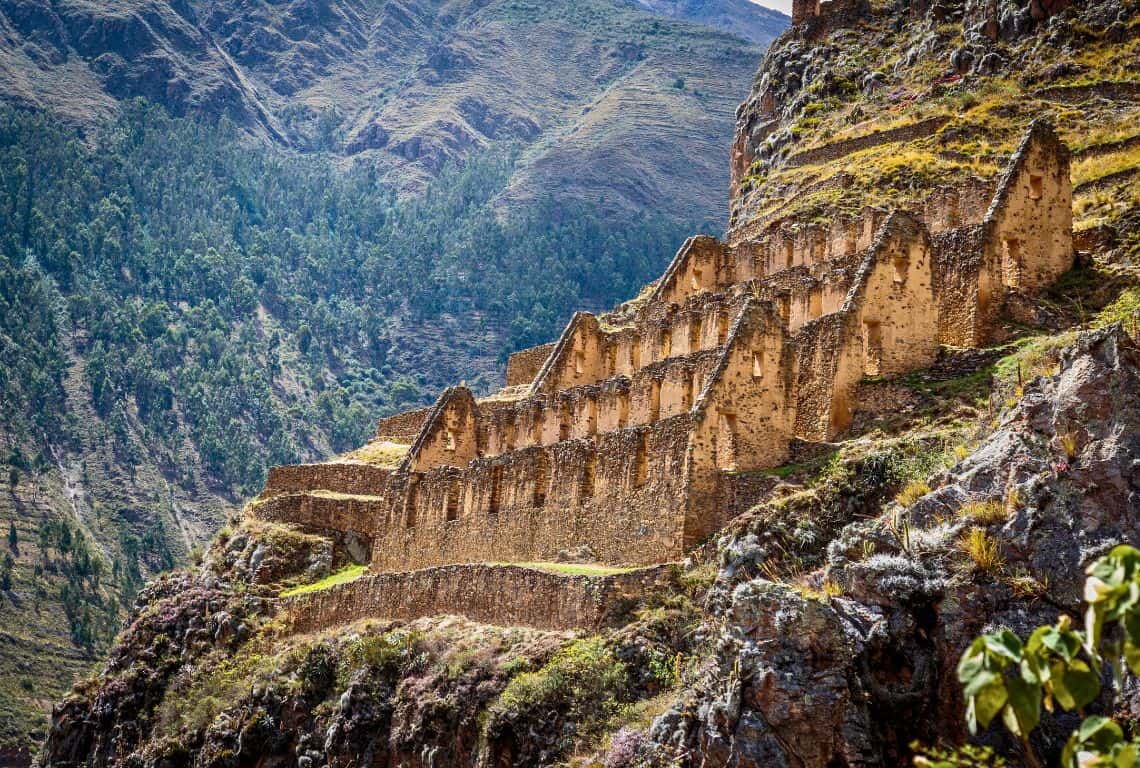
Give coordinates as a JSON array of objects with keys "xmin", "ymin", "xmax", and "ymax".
[{"xmin": 251, "ymin": 119, "xmax": 1072, "ymax": 629}]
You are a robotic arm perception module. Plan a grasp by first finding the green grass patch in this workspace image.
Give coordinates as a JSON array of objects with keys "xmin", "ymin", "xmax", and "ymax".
[
  {"xmin": 760, "ymin": 463, "xmax": 802, "ymax": 479},
  {"xmin": 489, "ymin": 636, "xmax": 630, "ymax": 737},
  {"xmin": 902, "ymin": 363, "xmax": 996, "ymax": 406},
  {"xmin": 280, "ymin": 564, "xmax": 368, "ymax": 597},
  {"xmin": 1094, "ymin": 286, "xmax": 1140, "ymax": 333}
]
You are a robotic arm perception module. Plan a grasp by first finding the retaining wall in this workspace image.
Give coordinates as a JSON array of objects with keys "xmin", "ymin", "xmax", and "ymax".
[
  {"xmin": 282, "ymin": 563, "xmax": 680, "ymax": 633},
  {"xmin": 785, "ymin": 115, "xmax": 952, "ymax": 168},
  {"xmin": 263, "ymin": 463, "xmax": 394, "ymax": 498}
]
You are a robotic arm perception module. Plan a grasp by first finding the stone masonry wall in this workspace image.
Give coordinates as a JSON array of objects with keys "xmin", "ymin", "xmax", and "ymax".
[
  {"xmin": 408, "ymin": 388, "xmax": 480, "ymax": 473},
  {"xmin": 254, "ymin": 492, "xmax": 386, "ymax": 537},
  {"xmin": 986, "ymin": 120, "xmax": 1073, "ymax": 292},
  {"xmin": 375, "ymin": 407, "xmax": 434, "ymax": 443},
  {"xmin": 932, "ymin": 225, "xmax": 991, "ymax": 346},
  {"xmin": 282, "ymin": 564, "xmax": 681, "ymax": 633},
  {"xmin": 370, "ymin": 417, "xmax": 694, "ymax": 571},
  {"xmin": 505, "ymin": 342, "xmax": 556, "ymax": 386},
  {"xmin": 685, "ymin": 300, "xmax": 796, "ymax": 545},
  {"xmin": 263, "ymin": 464, "xmax": 393, "ymax": 498},
  {"xmin": 850, "ymin": 215, "xmax": 939, "ymax": 378}
]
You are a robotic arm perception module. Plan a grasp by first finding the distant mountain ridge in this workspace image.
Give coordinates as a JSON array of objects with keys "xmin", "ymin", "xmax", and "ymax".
[
  {"xmin": 630, "ymin": 0, "xmax": 788, "ymax": 43},
  {"xmin": 0, "ymin": 0, "xmax": 787, "ymax": 216}
]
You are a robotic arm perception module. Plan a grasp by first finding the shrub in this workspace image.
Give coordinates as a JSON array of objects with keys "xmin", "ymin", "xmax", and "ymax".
[
  {"xmin": 646, "ymin": 650, "xmax": 682, "ymax": 689},
  {"xmin": 949, "ymin": 546, "xmax": 1140, "ymax": 767},
  {"xmin": 492, "ymin": 637, "xmax": 629, "ymax": 733},
  {"xmin": 342, "ymin": 629, "xmax": 423, "ymax": 676},
  {"xmin": 604, "ymin": 727, "xmax": 646, "ymax": 768}
]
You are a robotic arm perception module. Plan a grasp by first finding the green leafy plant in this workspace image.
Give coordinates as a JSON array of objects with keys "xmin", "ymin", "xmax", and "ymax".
[
  {"xmin": 951, "ymin": 545, "xmax": 1140, "ymax": 767},
  {"xmin": 912, "ymin": 742, "xmax": 1005, "ymax": 768}
]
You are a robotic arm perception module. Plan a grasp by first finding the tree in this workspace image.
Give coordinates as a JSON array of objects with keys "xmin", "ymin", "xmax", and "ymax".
[
  {"xmin": 0, "ymin": 553, "xmax": 12, "ymax": 591},
  {"xmin": 7, "ymin": 522, "xmax": 16, "ymax": 553},
  {"xmin": 7, "ymin": 467, "xmax": 16, "ymax": 490}
]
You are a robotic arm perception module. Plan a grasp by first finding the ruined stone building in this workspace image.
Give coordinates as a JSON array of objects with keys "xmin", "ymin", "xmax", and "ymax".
[{"xmin": 253, "ymin": 120, "xmax": 1072, "ymax": 578}]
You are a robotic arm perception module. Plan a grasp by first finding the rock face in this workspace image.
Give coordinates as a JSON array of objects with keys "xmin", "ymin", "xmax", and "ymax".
[{"xmin": 637, "ymin": 325, "xmax": 1140, "ymax": 767}]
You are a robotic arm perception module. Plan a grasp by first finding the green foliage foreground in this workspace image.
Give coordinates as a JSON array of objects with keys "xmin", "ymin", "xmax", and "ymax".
[{"xmin": 952, "ymin": 545, "xmax": 1140, "ymax": 767}]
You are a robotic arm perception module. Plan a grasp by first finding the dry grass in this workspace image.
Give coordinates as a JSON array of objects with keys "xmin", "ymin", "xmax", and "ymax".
[
  {"xmin": 895, "ymin": 480, "xmax": 932, "ymax": 507},
  {"xmin": 339, "ymin": 440, "xmax": 409, "ymax": 467},
  {"xmin": 959, "ymin": 528, "xmax": 1004, "ymax": 573},
  {"xmin": 1073, "ymin": 145, "xmax": 1140, "ymax": 188},
  {"xmin": 797, "ymin": 578, "xmax": 844, "ymax": 602},
  {"xmin": 490, "ymin": 562, "xmax": 636, "ymax": 577},
  {"xmin": 1003, "ymin": 568, "xmax": 1049, "ymax": 599},
  {"xmin": 959, "ymin": 500, "xmax": 1007, "ymax": 525},
  {"xmin": 477, "ymin": 385, "xmax": 531, "ymax": 404},
  {"xmin": 1058, "ymin": 432, "xmax": 1079, "ymax": 459}
]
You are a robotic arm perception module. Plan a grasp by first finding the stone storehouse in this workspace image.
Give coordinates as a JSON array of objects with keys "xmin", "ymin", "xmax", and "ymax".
[{"xmin": 253, "ymin": 120, "xmax": 1072, "ymax": 577}]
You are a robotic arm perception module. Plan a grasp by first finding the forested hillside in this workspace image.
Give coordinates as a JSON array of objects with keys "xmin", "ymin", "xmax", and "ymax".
[
  {"xmin": 0, "ymin": 0, "xmax": 778, "ymax": 215},
  {"xmin": 0, "ymin": 100, "xmax": 696, "ymax": 754}
]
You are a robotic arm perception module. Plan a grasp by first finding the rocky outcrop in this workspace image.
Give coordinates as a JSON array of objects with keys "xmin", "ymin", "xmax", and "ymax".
[{"xmin": 636, "ymin": 325, "xmax": 1140, "ymax": 767}]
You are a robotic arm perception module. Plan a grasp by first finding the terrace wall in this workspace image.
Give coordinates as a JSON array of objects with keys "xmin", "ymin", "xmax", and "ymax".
[
  {"xmin": 262, "ymin": 463, "xmax": 393, "ymax": 498},
  {"xmin": 254, "ymin": 492, "xmax": 386, "ymax": 538},
  {"xmin": 283, "ymin": 563, "xmax": 681, "ymax": 633}
]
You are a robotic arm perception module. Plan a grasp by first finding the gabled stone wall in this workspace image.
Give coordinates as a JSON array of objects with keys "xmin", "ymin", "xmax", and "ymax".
[
  {"xmin": 684, "ymin": 299, "xmax": 796, "ymax": 545},
  {"xmin": 985, "ymin": 119, "xmax": 1073, "ymax": 293},
  {"xmin": 249, "ymin": 121, "xmax": 1074, "ymax": 595},
  {"xmin": 505, "ymin": 342, "xmax": 556, "ymax": 386},
  {"xmin": 406, "ymin": 387, "xmax": 479, "ymax": 473}
]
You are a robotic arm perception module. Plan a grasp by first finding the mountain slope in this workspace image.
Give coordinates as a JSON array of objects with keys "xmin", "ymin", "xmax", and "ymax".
[
  {"xmin": 0, "ymin": 0, "xmax": 784, "ymax": 218},
  {"xmin": 728, "ymin": 0, "xmax": 1140, "ymax": 245},
  {"xmin": 631, "ymin": 0, "xmax": 788, "ymax": 44}
]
